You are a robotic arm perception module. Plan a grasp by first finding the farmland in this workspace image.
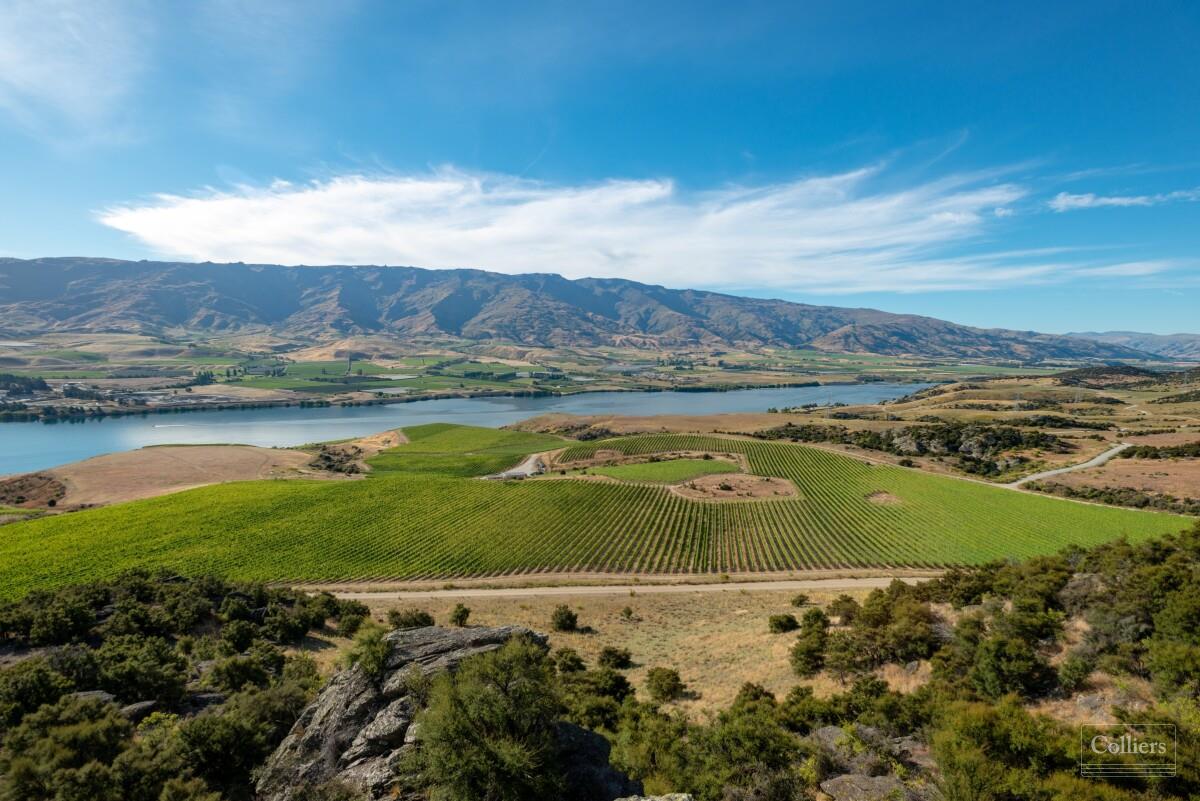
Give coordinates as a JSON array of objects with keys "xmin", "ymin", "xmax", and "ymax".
[
  {"xmin": 0, "ymin": 425, "xmax": 1186, "ymax": 598},
  {"xmin": 589, "ymin": 458, "xmax": 739, "ymax": 483}
]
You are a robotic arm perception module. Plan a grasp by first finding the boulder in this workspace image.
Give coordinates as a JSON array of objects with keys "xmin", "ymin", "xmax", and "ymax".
[
  {"xmin": 119, "ymin": 700, "xmax": 158, "ymax": 721},
  {"xmin": 819, "ymin": 774, "xmax": 912, "ymax": 801},
  {"xmin": 257, "ymin": 625, "xmax": 638, "ymax": 801},
  {"xmin": 806, "ymin": 725, "xmax": 890, "ymax": 776},
  {"xmin": 558, "ymin": 721, "xmax": 642, "ymax": 801}
]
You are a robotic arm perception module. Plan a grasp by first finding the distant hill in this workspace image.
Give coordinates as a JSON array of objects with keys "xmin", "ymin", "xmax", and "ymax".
[
  {"xmin": 1069, "ymin": 331, "xmax": 1200, "ymax": 360},
  {"xmin": 0, "ymin": 257, "xmax": 1157, "ymax": 362}
]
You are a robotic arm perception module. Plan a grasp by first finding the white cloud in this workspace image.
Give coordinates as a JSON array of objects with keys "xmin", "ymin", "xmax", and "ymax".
[
  {"xmin": 0, "ymin": 0, "xmax": 150, "ymax": 136},
  {"xmin": 1073, "ymin": 260, "xmax": 1180, "ymax": 278},
  {"xmin": 100, "ymin": 165, "xmax": 1056, "ymax": 293},
  {"xmin": 1049, "ymin": 188, "xmax": 1200, "ymax": 212}
]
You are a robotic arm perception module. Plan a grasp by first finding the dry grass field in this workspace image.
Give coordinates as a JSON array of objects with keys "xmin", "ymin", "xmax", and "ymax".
[
  {"xmin": 48, "ymin": 445, "xmax": 320, "ymax": 506},
  {"xmin": 325, "ymin": 585, "xmax": 904, "ymax": 715},
  {"xmin": 1051, "ymin": 457, "xmax": 1200, "ymax": 498}
]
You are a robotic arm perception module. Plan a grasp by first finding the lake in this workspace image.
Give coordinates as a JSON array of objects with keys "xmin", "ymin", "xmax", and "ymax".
[{"xmin": 1, "ymin": 383, "xmax": 928, "ymax": 475}]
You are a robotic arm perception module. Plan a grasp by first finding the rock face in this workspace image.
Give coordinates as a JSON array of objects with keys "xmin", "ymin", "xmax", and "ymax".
[
  {"xmin": 256, "ymin": 625, "xmax": 640, "ymax": 801},
  {"xmin": 806, "ymin": 725, "xmax": 939, "ymax": 801}
]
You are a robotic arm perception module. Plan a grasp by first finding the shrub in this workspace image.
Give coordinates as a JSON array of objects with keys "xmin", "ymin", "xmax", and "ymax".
[
  {"xmin": 388, "ymin": 608, "xmax": 434, "ymax": 630},
  {"xmin": 411, "ymin": 637, "xmax": 562, "ymax": 800},
  {"xmin": 220, "ymin": 619, "xmax": 258, "ymax": 653},
  {"xmin": 597, "ymin": 646, "xmax": 633, "ymax": 669},
  {"xmin": 826, "ymin": 595, "xmax": 860, "ymax": 624},
  {"xmin": 345, "ymin": 623, "xmax": 390, "ymax": 678},
  {"xmin": 552, "ymin": 647, "xmax": 586, "ymax": 673},
  {"xmin": 646, "ymin": 667, "xmax": 686, "ymax": 703},
  {"xmin": 1057, "ymin": 653, "xmax": 1094, "ymax": 694},
  {"xmin": 0, "ymin": 658, "xmax": 73, "ymax": 728},
  {"xmin": 337, "ymin": 613, "xmax": 365, "ymax": 638},
  {"xmin": 448, "ymin": 604, "xmax": 470, "ymax": 627},
  {"xmin": 209, "ymin": 655, "xmax": 271, "ymax": 693},
  {"xmin": 790, "ymin": 594, "xmax": 809, "ymax": 608},
  {"xmin": 551, "ymin": 605, "xmax": 578, "ymax": 632},
  {"xmin": 970, "ymin": 634, "xmax": 1054, "ymax": 699},
  {"xmin": 768, "ymin": 614, "xmax": 799, "ymax": 634},
  {"xmin": 823, "ymin": 631, "xmax": 867, "ymax": 681}
]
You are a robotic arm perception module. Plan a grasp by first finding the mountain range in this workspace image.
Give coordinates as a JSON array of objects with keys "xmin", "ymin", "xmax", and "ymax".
[
  {"xmin": 1068, "ymin": 331, "xmax": 1200, "ymax": 361},
  {"xmin": 0, "ymin": 257, "xmax": 1160, "ymax": 362}
]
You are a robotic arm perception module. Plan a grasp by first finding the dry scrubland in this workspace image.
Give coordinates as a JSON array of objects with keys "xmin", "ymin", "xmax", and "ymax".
[{"xmin": 331, "ymin": 587, "xmax": 885, "ymax": 714}]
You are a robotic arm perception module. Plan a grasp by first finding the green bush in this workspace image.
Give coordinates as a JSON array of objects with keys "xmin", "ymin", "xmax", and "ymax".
[
  {"xmin": 768, "ymin": 614, "xmax": 799, "ymax": 633},
  {"xmin": 790, "ymin": 593, "xmax": 809, "ymax": 608},
  {"xmin": 597, "ymin": 646, "xmax": 633, "ymax": 669},
  {"xmin": 345, "ymin": 623, "xmax": 390, "ymax": 678},
  {"xmin": 411, "ymin": 637, "xmax": 562, "ymax": 800},
  {"xmin": 551, "ymin": 605, "xmax": 578, "ymax": 632},
  {"xmin": 551, "ymin": 647, "xmax": 585, "ymax": 673},
  {"xmin": 1057, "ymin": 653, "xmax": 1094, "ymax": 694},
  {"xmin": 337, "ymin": 613, "xmax": 365, "ymax": 638},
  {"xmin": 448, "ymin": 603, "xmax": 470, "ymax": 627},
  {"xmin": 646, "ymin": 667, "xmax": 686, "ymax": 703},
  {"xmin": 387, "ymin": 608, "xmax": 434, "ymax": 630}
]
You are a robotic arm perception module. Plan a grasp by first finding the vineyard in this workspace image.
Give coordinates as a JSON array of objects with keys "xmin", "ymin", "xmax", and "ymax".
[
  {"xmin": 589, "ymin": 458, "xmax": 739, "ymax": 483},
  {"xmin": 0, "ymin": 426, "xmax": 1187, "ymax": 597}
]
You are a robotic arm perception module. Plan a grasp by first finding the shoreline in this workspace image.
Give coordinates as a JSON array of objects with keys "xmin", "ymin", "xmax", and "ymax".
[{"xmin": 0, "ymin": 377, "xmax": 895, "ymax": 425}]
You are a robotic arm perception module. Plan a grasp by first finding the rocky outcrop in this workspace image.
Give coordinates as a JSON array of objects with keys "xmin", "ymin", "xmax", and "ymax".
[
  {"xmin": 806, "ymin": 725, "xmax": 939, "ymax": 801},
  {"xmin": 257, "ymin": 626, "xmax": 538, "ymax": 800},
  {"xmin": 256, "ymin": 625, "xmax": 640, "ymax": 801}
]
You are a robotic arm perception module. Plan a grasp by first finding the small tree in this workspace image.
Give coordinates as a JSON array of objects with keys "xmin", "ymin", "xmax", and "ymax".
[
  {"xmin": 552, "ymin": 647, "xmax": 586, "ymax": 673},
  {"xmin": 597, "ymin": 646, "xmax": 633, "ymax": 669},
  {"xmin": 790, "ymin": 609, "xmax": 829, "ymax": 677},
  {"xmin": 388, "ymin": 608, "xmax": 434, "ymax": 630},
  {"xmin": 412, "ymin": 637, "xmax": 563, "ymax": 799},
  {"xmin": 768, "ymin": 614, "xmax": 799, "ymax": 634},
  {"xmin": 448, "ymin": 604, "xmax": 470, "ymax": 627},
  {"xmin": 338, "ymin": 613, "xmax": 365, "ymax": 638},
  {"xmin": 551, "ymin": 605, "xmax": 578, "ymax": 632},
  {"xmin": 646, "ymin": 667, "xmax": 686, "ymax": 703}
]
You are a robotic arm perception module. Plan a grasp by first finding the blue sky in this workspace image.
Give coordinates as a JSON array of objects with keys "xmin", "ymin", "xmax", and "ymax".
[{"xmin": 1, "ymin": 0, "xmax": 1197, "ymax": 334}]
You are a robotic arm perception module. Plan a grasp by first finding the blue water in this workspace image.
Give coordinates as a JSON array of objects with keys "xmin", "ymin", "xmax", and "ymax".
[{"xmin": 0, "ymin": 383, "xmax": 928, "ymax": 475}]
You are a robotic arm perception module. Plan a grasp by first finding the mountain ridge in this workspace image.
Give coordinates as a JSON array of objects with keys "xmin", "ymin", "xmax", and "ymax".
[
  {"xmin": 0, "ymin": 257, "xmax": 1156, "ymax": 362},
  {"xmin": 1068, "ymin": 330, "xmax": 1200, "ymax": 361}
]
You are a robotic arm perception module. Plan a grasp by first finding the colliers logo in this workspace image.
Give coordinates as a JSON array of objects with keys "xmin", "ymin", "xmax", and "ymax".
[{"xmin": 1080, "ymin": 724, "xmax": 1176, "ymax": 777}]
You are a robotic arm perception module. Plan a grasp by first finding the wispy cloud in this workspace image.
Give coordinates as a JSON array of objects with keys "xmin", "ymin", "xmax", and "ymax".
[
  {"xmin": 101, "ymin": 166, "xmax": 1191, "ymax": 293},
  {"xmin": 1049, "ymin": 187, "xmax": 1200, "ymax": 212},
  {"xmin": 100, "ymin": 165, "xmax": 1058, "ymax": 293},
  {"xmin": 0, "ymin": 0, "xmax": 150, "ymax": 138}
]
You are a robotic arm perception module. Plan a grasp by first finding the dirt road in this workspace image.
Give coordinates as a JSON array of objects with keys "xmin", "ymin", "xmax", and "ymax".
[
  {"xmin": 329, "ymin": 575, "xmax": 931, "ymax": 601},
  {"xmin": 1009, "ymin": 442, "xmax": 1131, "ymax": 487}
]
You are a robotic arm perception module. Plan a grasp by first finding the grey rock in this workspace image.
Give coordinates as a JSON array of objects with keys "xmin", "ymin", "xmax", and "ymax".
[
  {"xmin": 119, "ymin": 700, "xmax": 158, "ymax": 721},
  {"xmin": 806, "ymin": 726, "xmax": 889, "ymax": 776},
  {"xmin": 558, "ymin": 721, "xmax": 642, "ymax": 801},
  {"xmin": 70, "ymin": 690, "xmax": 115, "ymax": 705},
  {"xmin": 257, "ymin": 625, "xmax": 571, "ymax": 801},
  {"xmin": 820, "ymin": 774, "xmax": 914, "ymax": 801},
  {"xmin": 184, "ymin": 692, "xmax": 227, "ymax": 714},
  {"xmin": 616, "ymin": 796, "xmax": 694, "ymax": 801},
  {"xmin": 891, "ymin": 735, "xmax": 936, "ymax": 772}
]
